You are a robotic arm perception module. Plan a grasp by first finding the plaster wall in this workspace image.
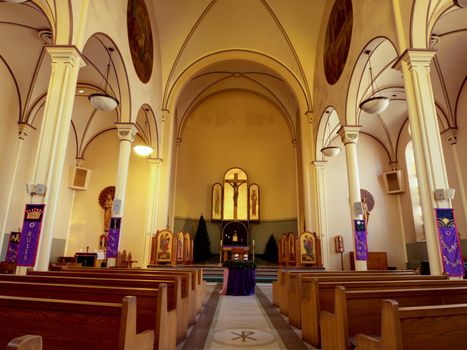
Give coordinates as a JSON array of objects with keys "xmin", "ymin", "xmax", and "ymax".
[
  {"xmin": 67, "ymin": 131, "xmax": 149, "ymax": 264},
  {"xmin": 325, "ymin": 134, "xmax": 406, "ymax": 270},
  {"xmin": 174, "ymin": 91, "xmax": 298, "ymax": 252}
]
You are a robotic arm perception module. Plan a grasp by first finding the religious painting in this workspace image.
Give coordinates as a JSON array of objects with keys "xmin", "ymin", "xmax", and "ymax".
[
  {"xmin": 211, "ymin": 183, "xmax": 223, "ymax": 221},
  {"xmin": 223, "ymin": 168, "xmax": 248, "ymax": 220},
  {"xmin": 156, "ymin": 229, "xmax": 173, "ymax": 262},
  {"xmin": 300, "ymin": 231, "xmax": 316, "ymax": 264},
  {"xmin": 98, "ymin": 186, "xmax": 115, "ymax": 233},
  {"xmin": 249, "ymin": 184, "xmax": 260, "ymax": 221},
  {"xmin": 323, "ymin": 0, "xmax": 353, "ymax": 85},
  {"xmin": 288, "ymin": 232, "xmax": 296, "ymax": 264},
  {"xmin": 281, "ymin": 233, "xmax": 287, "ymax": 261},
  {"xmin": 176, "ymin": 232, "xmax": 184, "ymax": 262},
  {"xmin": 183, "ymin": 232, "xmax": 191, "ymax": 263},
  {"xmin": 127, "ymin": 0, "xmax": 154, "ymax": 83}
]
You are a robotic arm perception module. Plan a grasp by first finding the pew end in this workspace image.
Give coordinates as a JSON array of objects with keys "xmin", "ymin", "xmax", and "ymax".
[{"xmin": 7, "ymin": 335, "xmax": 42, "ymax": 350}]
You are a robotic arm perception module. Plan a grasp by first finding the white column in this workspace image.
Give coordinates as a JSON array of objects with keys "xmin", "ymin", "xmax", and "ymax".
[
  {"xmin": 156, "ymin": 110, "xmax": 175, "ymax": 229},
  {"xmin": 394, "ymin": 50, "xmax": 450, "ymax": 275},
  {"xmin": 33, "ymin": 47, "xmax": 85, "ymax": 271},
  {"xmin": 0, "ymin": 124, "xmax": 35, "ymax": 255},
  {"xmin": 391, "ymin": 162, "xmax": 408, "ymax": 266},
  {"xmin": 107, "ymin": 123, "xmax": 137, "ymax": 267},
  {"xmin": 338, "ymin": 126, "xmax": 367, "ymax": 271},
  {"xmin": 312, "ymin": 160, "xmax": 331, "ymax": 269},
  {"xmin": 444, "ymin": 129, "xmax": 467, "ymax": 228},
  {"xmin": 142, "ymin": 157, "xmax": 162, "ymax": 267}
]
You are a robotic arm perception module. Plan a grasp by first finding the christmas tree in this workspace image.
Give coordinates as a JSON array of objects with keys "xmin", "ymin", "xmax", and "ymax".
[
  {"xmin": 263, "ymin": 234, "xmax": 278, "ymax": 263},
  {"xmin": 193, "ymin": 214, "xmax": 212, "ymax": 262}
]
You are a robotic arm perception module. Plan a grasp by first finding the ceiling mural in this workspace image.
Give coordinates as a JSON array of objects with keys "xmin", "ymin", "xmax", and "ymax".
[
  {"xmin": 323, "ymin": 0, "xmax": 353, "ymax": 85},
  {"xmin": 127, "ymin": 0, "xmax": 154, "ymax": 83}
]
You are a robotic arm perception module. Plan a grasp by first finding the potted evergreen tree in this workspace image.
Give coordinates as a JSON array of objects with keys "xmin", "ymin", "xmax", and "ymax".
[{"xmin": 193, "ymin": 214, "xmax": 212, "ymax": 263}]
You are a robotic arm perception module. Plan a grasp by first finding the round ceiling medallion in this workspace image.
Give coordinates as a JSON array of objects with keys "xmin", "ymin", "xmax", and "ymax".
[
  {"xmin": 323, "ymin": 0, "xmax": 353, "ymax": 85},
  {"xmin": 127, "ymin": 0, "xmax": 154, "ymax": 83}
]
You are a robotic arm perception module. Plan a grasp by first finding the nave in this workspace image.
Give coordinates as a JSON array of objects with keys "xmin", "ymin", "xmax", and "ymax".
[{"xmin": 182, "ymin": 283, "xmax": 310, "ymax": 350}]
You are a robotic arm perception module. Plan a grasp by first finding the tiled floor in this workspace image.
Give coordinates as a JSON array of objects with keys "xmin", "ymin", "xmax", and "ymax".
[{"xmin": 182, "ymin": 283, "xmax": 314, "ymax": 350}]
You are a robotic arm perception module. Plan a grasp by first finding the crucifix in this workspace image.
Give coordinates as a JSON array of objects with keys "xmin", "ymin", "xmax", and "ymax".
[{"xmin": 225, "ymin": 173, "xmax": 247, "ymax": 219}]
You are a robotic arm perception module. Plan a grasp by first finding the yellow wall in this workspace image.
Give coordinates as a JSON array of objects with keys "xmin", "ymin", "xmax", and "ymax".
[
  {"xmin": 175, "ymin": 90, "xmax": 298, "ymax": 223},
  {"xmin": 67, "ymin": 131, "xmax": 149, "ymax": 264}
]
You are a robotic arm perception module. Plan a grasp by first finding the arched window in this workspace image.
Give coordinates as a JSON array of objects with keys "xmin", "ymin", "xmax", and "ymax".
[{"xmin": 405, "ymin": 141, "xmax": 425, "ymax": 241}]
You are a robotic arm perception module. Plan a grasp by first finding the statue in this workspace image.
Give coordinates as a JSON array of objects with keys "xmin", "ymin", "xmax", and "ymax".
[
  {"xmin": 103, "ymin": 193, "xmax": 113, "ymax": 232},
  {"xmin": 250, "ymin": 189, "xmax": 258, "ymax": 216},
  {"xmin": 362, "ymin": 196, "xmax": 370, "ymax": 228}
]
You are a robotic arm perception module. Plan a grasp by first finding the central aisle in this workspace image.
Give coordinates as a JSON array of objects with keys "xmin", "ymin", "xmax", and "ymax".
[{"xmin": 182, "ymin": 284, "xmax": 310, "ymax": 350}]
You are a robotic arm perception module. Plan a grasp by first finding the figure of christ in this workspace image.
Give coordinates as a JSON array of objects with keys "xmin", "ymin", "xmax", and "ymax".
[{"xmin": 225, "ymin": 173, "xmax": 247, "ymax": 219}]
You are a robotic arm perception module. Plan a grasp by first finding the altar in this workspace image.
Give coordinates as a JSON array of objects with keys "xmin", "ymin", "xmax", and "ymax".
[{"xmin": 219, "ymin": 261, "xmax": 256, "ymax": 296}]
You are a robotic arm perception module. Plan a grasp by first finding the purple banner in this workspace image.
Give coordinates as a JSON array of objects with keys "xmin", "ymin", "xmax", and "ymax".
[
  {"xmin": 5, "ymin": 231, "xmax": 21, "ymax": 263},
  {"xmin": 106, "ymin": 217, "xmax": 121, "ymax": 258},
  {"xmin": 436, "ymin": 208, "xmax": 464, "ymax": 277},
  {"xmin": 354, "ymin": 219, "xmax": 368, "ymax": 261},
  {"xmin": 16, "ymin": 204, "xmax": 45, "ymax": 267}
]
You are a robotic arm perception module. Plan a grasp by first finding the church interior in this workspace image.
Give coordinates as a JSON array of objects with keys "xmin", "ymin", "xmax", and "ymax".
[{"xmin": 0, "ymin": 0, "xmax": 467, "ymax": 349}]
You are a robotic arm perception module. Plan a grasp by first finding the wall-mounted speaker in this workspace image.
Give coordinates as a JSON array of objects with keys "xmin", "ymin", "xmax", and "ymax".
[
  {"xmin": 383, "ymin": 170, "xmax": 404, "ymax": 194},
  {"xmin": 69, "ymin": 166, "xmax": 91, "ymax": 190}
]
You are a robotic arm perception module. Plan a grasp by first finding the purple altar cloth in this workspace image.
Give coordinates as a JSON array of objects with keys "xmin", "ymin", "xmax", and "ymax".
[{"xmin": 226, "ymin": 267, "xmax": 256, "ymax": 296}]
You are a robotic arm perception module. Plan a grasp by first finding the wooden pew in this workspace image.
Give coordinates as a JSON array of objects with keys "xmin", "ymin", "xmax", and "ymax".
[
  {"xmin": 356, "ymin": 300, "xmax": 467, "ymax": 350},
  {"xmin": 0, "ymin": 295, "xmax": 155, "ymax": 350},
  {"xmin": 296, "ymin": 276, "xmax": 459, "ymax": 347},
  {"xmin": 13, "ymin": 273, "xmax": 187, "ymax": 344},
  {"xmin": 29, "ymin": 269, "xmax": 197, "ymax": 330},
  {"xmin": 53, "ymin": 267, "xmax": 203, "ymax": 321},
  {"xmin": 275, "ymin": 269, "xmax": 418, "ymax": 316},
  {"xmin": 289, "ymin": 273, "xmax": 447, "ymax": 326},
  {"xmin": 0, "ymin": 280, "xmax": 176, "ymax": 350},
  {"xmin": 7, "ymin": 335, "xmax": 42, "ymax": 350},
  {"xmin": 320, "ymin": 286, "xmax": 467, "ymax": 350}
]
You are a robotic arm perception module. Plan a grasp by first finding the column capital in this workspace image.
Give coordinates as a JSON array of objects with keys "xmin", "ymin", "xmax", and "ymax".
[
  {"xmin": 305, "ymin": 111, "xmax": 314, "ymax": 124},
  {"xmin": 338, "ymin": 125, "xmax": 360, "ymax": 144},
  {"xmin": 45, "ymin": 45, "xmax": 86, "ymax": 68},
  {"xmin": 161, "ymin": 109, "xmax": 170, "ymax": 122},
  {"xmin": 176, "ymin": 137, "xmax": 182, "ymax": 146},
  {"xmin": 147, "ymin": 157, "xmax": 162, "ymax": 166},
  {"xmin": 312, "ymin": 160, "xmax": 327, "ymax": 169},
  {"xmin": 115, "ymin": 123, "xmax": 137, "ymax": 142},
  {"xmin": 392, "ymin": 49, "xmax": 436, "ymax": 71},
  {"xmin": 17, "ymin": 123, "xmax": 35, "ymax": 140},
  {"xmin": 443, "ymin": 128, "xmax": 458, "ymax": 145}
]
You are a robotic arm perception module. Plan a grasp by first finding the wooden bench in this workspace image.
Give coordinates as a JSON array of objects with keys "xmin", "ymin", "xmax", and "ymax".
[
  {"xmin": 356, "ymin": 300, "xmax": 467, "ymax": 350},
  {"xmin": 7, "ymin": 335, "xmax": 42, "ymax": 350},
  {"xmin": 290, "ymin": 273, "xmax": 446, "ymax": 328},
  {"xmin": 320, "ymin": 286, "xmax": 467, "ymax": 350},
  {"xmin": 295, "ymin": 276, "xmax": 459, "ymax": 347},
  {"xmin": 0, "ymin": 295, "xmax": 154, "ymax": 350},
  {"xmin": 0, "ymin": 280, "xmax": 176, "ymax": 350},
  {"xmin": 51, "ymin": 267, "xmax": 203, "ymax": 322},
  {"xmin": 13, "ymin": 272, "xmax": 187, "ymax": 344},
  {"xmin": 275, "ymin": 269, "xmax": 418, "ymax": 316}
]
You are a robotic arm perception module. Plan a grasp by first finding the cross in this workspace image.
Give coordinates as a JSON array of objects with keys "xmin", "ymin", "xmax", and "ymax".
[
  {"xmin": 225, "ymin": 173, "xmax": 247, "ymax": 219},
  {"xmin": 231, "ymin": 330, "xmax": 256, "ymax": 342}
]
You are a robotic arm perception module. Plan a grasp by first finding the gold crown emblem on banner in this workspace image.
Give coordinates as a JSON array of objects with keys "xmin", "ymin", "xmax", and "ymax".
[{"xmin": 26, "ymin": 208, "xmax": 43, "ymax": 220}]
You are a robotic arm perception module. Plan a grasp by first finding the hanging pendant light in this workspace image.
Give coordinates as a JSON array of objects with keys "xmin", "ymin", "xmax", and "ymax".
[
  {"xmin": 359, "ymin": 50, "xmax": 390, "ymax": 114},
  {"xmin": 1, "ymin": 0, "xmax": 29, "ymax": 3},
  {"xmin": 320, "ymin": 113, "xmax": 341, "ymax": 157},
  {"xmin": 133, "ymin": 145, "xmax": 154, "ymax": 156},
  {"xmin": 89, "ymin": 48, "xmax": 119, "ymax": 112}
]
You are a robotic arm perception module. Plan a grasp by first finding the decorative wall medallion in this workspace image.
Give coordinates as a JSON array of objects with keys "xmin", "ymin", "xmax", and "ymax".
[
  {"xmin": 127, "ymin": 0, "xmax": 153, "ymax": 83},
  {"xmin": 323, "ymin": 0, "xmax": 353, "ymax": 85}
]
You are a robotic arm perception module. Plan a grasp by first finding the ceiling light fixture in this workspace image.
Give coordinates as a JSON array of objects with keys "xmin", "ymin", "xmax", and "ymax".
[
  {"xmin": 1, "ymin": 0, "xmax": 29, "ymax": 3},
  {"xmin": 88, "ymin": 47, "xmax": 119, "ymax": 112},
  {"xmin": 320, "ymin": 113, "xmax": 341, "ymax": 157},
  {"xmin": 133, "ymin": 145, "xmax": 154, "ymax": 156},
  {"xmin": 359, "ymin": 50, "xmax": 390, "ymax": 114}
]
